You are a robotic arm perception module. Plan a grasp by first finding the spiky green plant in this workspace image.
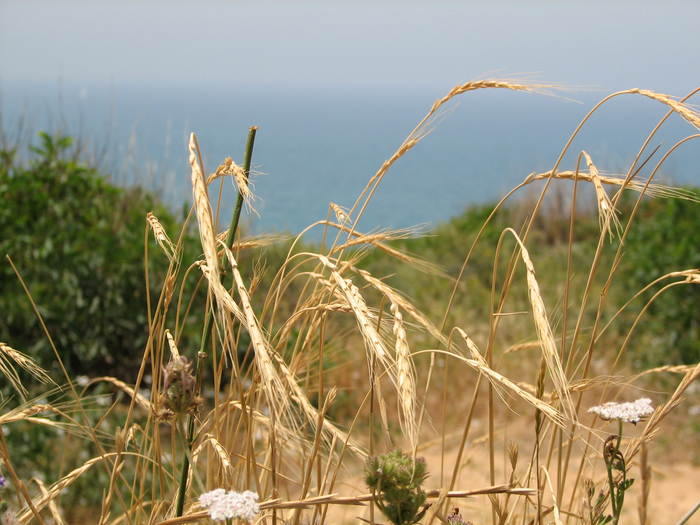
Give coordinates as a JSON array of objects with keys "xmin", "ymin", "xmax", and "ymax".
[{"xmin": 364, "ymin": 450, "xmax": 430, "ymax": 525}]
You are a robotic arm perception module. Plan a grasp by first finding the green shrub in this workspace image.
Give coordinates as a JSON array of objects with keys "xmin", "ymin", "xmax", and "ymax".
[
  {"xmin": 622, "ymin": 194, "xmax": 700, "ymax": 366},
  {"xmin": 0, "ymin": 132, "xmax": 185, "ymax": 384}
]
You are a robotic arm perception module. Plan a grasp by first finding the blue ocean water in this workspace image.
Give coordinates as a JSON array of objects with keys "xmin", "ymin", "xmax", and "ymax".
[{"xmin": 3, "ymin": 82, "xmax": 699, "ymax": 239}]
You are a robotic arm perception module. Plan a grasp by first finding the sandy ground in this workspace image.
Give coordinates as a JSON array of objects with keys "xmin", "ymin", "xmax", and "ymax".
[
  {"xmin": 323, "ymin": 433, "xmax": 700, "ymax": 525},
  {"xmin": 631, "ymin": 462, "xmax": 700, "ymax": 525}
]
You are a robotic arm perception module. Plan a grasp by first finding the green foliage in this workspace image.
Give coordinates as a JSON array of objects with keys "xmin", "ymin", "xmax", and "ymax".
[
  {"xmin": 0, "ymin": 132, "xmax": 186, "ymax": 384},
  {"xmin": 365, "ymin": 449, "xmax": 430, "ymax": 525},
  {"xmin": 622, "ymin": 195, "xmax": 700, "ymax": 366}
]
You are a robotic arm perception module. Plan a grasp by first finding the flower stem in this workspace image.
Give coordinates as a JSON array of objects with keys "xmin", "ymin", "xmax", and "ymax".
[{"xmin": 606, "ymin": 420, "xmax": 623, "ymax": 525}]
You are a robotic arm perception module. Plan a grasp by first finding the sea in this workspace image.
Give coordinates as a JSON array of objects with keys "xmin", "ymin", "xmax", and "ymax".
[{"xmin": 3, "ymin": 81, "xmax": 699, "ymax": 240}]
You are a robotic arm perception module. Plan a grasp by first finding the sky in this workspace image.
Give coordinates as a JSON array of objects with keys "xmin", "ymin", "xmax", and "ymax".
[
  {"xmin": 1, "ymin": 0, "xmax": 699, "ymax": 97},
  {"xmin": 1, "ymin": 0, "xmax": 699, "ymax": 236}
]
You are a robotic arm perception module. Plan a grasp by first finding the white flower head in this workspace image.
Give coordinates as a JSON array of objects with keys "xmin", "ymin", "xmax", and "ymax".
[
  {"xmin": 588, "ymin": 398, "xmax": 654, "ymax": 424},
  {"xmin": 199, "ymin": 489, "xmax": 260, "ymax": 522},
  {"xmin": 199, "ymin": 488, "xmax": 227, "ymax": 508}
]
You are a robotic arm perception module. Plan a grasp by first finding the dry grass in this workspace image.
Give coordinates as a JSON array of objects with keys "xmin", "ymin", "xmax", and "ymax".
[{"xmin": 2, "ymin": 78, "xmax": 700, "ymax": 525}]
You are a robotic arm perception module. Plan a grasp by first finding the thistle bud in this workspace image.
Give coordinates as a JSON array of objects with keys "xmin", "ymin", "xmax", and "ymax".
[{"xmin": 161, "ymin": 356, "xmax": 202, "ymax": 416}]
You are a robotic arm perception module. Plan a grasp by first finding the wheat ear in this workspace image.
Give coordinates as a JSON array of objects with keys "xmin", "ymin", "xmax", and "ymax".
[
  {"xmin": 505, "ymin": 228, "xmax": 574, "ymax": 422},
  {"xmin": 390, "ymin": 301, "xmax": 418, "ymax": 448}
]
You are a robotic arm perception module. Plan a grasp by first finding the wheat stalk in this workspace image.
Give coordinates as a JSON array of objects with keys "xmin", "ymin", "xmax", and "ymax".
[
  {"xmin": 207, "ymin": 156, "xmax": 259, "ymax": 216},
  {"xmin": 354, "ymin": 267, "xmax": 450, "ymax": 347},
  {"xmin": 0, "ymin": 404, "xmax": 51, "ymax": 425},
  {"xmin": 218, "ymin": 244, "xmax": 290, "ymax": 418},
  {"xmin": 332, "ymin": 228, "xmax": 448, "ymax": 277},
  {"xmin": 214, "ymin": 231, "xmax": 292, "ymax": 250},
  {"xmin": 217, "ymin": 243, "xmax": 361, "ymax": 456},
  {"xmin": 334, "ymin": 78, "xmax": 569, "ymax": 250},
  {"xmin": 329, "ymin": 202, "xmax": 351, "ymax": 225},
  {"xmin": 32, "ymin": 478, "xmax": 67, "ymax": 525},
  {"xmin": 582, "ymin": 151, "xmax": 621, "ymax": 238},
  {"xmin": 165, "ymin": 329, "xmax": 180, "ymax": 359},
  {"xmin": 0, "ymin": 342, "xmax": 54, "ymax": 400},
  {"xmin": 147, "ymin": 211, "xmax": 177, "ymax": 261},
  {"xmin": 18, "ymin": 454, "xmax": 120, "ymax": 522},
  {"xmin": 192, "ymin": 433, "xmax": 234, "ymax": 482},
  {"xmin": 390, "ymin": 301, "xmax": 418, "ymax": 448},
  {"xmin": 632, "ymin": 88, "xmax": 700, "ymax": 130},
  {"xmin": 98, "ymin": 428, "xmax": 127, "ymax": 525},
  {"xmin": 87, "ymin": 376, "xmax": 152, "ymax": 412},
  {"xmin": 316, "ymin": 255, "xmax": 391, "ymax": 374},
  {"xmin": 189, "ymin": 133, "xmax": 220, "ymax": 281},
  {"xmin": 505, "ymin": 228, "xmax": 575, "ymax": 422},
  {"xmin": 453, "ymin": 329, "xmax": 566, "ymax": 429},
  {"xmin": 523, "ymin": 170, "xmax": 700, "ymax": 201}
]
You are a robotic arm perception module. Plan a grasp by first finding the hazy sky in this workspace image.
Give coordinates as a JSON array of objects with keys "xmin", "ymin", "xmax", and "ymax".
[{"xmin": 2, "ymin": 0, "xmax": 699, "ymax": 96}]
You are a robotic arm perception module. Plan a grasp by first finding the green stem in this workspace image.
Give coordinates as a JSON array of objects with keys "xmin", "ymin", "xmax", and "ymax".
[
  {"xmin": 606, "ymin": 420, "xmax": 623, "ymax": 525},
  {"xmin": 612, "ymin": 420, "xmax": 624, "ymax": 525},
  {"xmin": 605, "ymin": 444, "xmax": 617, "ymax": 521},
  {"xmin": 175, "ymin": 126, "xmax": 258, "ymax": 517}
]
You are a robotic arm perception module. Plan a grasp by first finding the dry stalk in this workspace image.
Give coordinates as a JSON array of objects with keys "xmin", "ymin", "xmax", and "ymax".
[
  {"xmin": 189, "ymin": 133, "xmax": 220, "ymax": 281},
  {"xmin": 632, "ymin": 89, "xmax": 700, "ymax": 130},
  {"xmin": 523, "ymin": 170, "xmax": 700, "ymax": 202},
  {"xmin": 316, "ymin": 255, "xmax": 392, "ymax": 376},
  {"xmin": 165, "ymin": 329, "xmax": 180, "ymax": 359},
  {"xmin": 582, "ymin": 151, "xmax": 620, "ymax": 238},
  {"xmin": 354, "ymin": 267, "xmax": 450, "ymax": 346},
  {"xmin": 155, "ymin": 484, "xmax": 537, "ymax": 524},
  {"xmin": 0, "ymin": 404, "xmax": 52, "ymax": 425},
  {"xmin": 18, "ymin": 454, "xmax": 119, "ymax": 522},
  {"xmin": 630, "ymin": 364, "xmax": 698, "ymax": 381},
  {"xmin": 390, "ymin": 300, "xmax": 418, "ymax": 448},
  {"xmin": 0, "ymin": 342, "xmax": 54, "ymax": 400},
  {"xmin": 329, "ymin": 202, "xmax": 351, "ymax": 225},
  {"xmin": 505, "ymin": 228, "xmax": 574, "ymax": 422},
  {"xmin": 214, "ymin": 231, "xmax": 291, "ymax": 250},
  {"xmin": 453, "ymin": 329, "xmax": 566, "ymax": 429},
  {"xmin": 329, "ymin": 226, "xmax": 447, "ymax": 277},
  {"xmin": 335, "ymin": 77, "xmax": 567, "ymax": 250},
  {"xmin": 31, "ymin": 478, "xmax": 67, "ymax": 525},
  {"xmin": 98, "ymin": 428, "xmax": 127, "ymax": 525},
  {"xmin": 219, "ymin": 400, "xmax": 308, "ymax": 453},
  {"xmin": 638, "ymin": 440, "xmax": 651, "ymax": 525},
  {"xmin": 86, "ymin": 377, "xmax": 152, "ymax": 412},
  {"xmin": 207, "ymin": 157, "xmax": 259, "ymax": 217},
  {"xmin": 219, "ymin": 243, "xmax": 362, "ymax": 455},
  {"xmin": 503, "ymin": 341, "xmax": 542, "ymax": 355},
  {"xmin": 147, "ymin": 211, "xmax": 177, "ymax": 261},
  {"xmin": 272, "ymin": 276, "xmax": 350, "ymax": 347},
  {"xmin": 218, "ymin": 244, "xmax": 290, "ymax": 418},
  {"xmin": 273, "ymin": 347, "xmax": 364, "ymax": 456},
  {"xmin": 629, "ymin": 362, "xmax": 700, "ymax": 460},
  {"xmin": 191, "ymin": 433, "xmax": 234, "ymax": 484}
]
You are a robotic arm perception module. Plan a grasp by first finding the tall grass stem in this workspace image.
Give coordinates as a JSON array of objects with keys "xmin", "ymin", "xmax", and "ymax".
[{"xmin": 175, "ymin": 126, "xmax": 258, "ymax": 517}]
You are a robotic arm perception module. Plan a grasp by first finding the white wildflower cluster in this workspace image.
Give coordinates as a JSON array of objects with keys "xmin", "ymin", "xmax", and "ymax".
[
  {"xmin": 588, "ymin": 398, "xmax": 654, "ymax": 424},
  {"xmin": 199, "ymin": 489, "xmax": 260, "ymax": 522}
]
